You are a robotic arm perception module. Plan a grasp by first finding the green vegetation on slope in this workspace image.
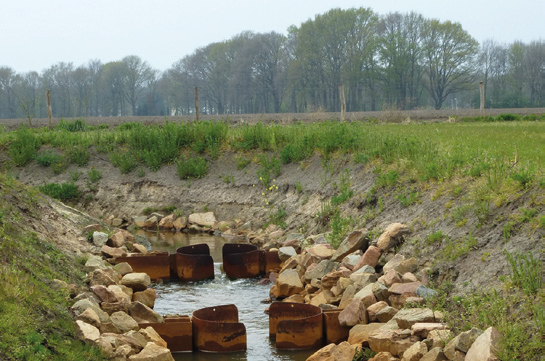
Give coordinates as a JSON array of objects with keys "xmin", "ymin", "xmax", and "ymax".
[{"xmin": 0, "ymin": 173, "xmax": 102, "ymax": 360}]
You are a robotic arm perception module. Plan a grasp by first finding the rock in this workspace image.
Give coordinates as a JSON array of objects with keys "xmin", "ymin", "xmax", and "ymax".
[
  {"xmin": 111, "ymin": 311, "xmax": 139, "ymax": 333},
  {"xmin": 133, "ymin": 243, "xmax": 148, "ymax": 254},
  {"xmin": 76, "ymin": 307, "xmax": 102, "ymax": 328},
  {"xmin": 108, "ymin": 285, "xmax": 133, "ymax": 303},
  {"xmin": 173, "ymin": 216, "xmax": 187, "ymax": 231},
  {"xmin": 376, "ymin": 223, "xmax": 409, "ymax": 251},
  {"xmin": 101, "ymin": 244, "xmax": 127, "ymax": 258},
  {"xmin": 71, "ymin": 298, "xmax": 110, "ymax": 323},
  {"xmin": 383, "ymin": 254, "xmax": 406, "ymax": 274},
  {"xmin": 421, "ymin": 347, "xmax": 448, "ymax": 361},
  {"xmin": 85, "ymin": 256, "xmax": 108, "ymax": 273},
  {"xmin": 188, "ymin": 212, "xmax": 216, "ymax": 227},
  {"xmin": 133, "ymin": 216, "xmax": 147, "ymax": 228},
  {"xmin": 379, "ymin": 269, "xmax": 402, "ymax": 287},
  {"xmin": 129, "ymin": 302, "xmax": 164, "ymax": 323},
  {"xmin": 348, "ymin": 323, "xmax": 385, "ymax": 345},
  {"xmin": 278, "ymin": 246, "xmax": 297, "ymax": 261},
  {"xmin": 128, "ymin": 342, "xmax": 174, "ymax": 361},
  {"xmin": 350, "ymin": 272, "xmax": 378, "ymax": 289},
  {"xmin": 121, "ymin": 273, "xmax": 151, "ymax": 292},
  {"xmin": 331, "ymin": 230, "xmax": 369, "ymax": 262},
  {"xmin": 139, "ymin": 327, "xmax": 168, "ymax": 348},
  {"xmin": 310, "ymin": 290, "xmax": 333, "ymax": 307},
  {"xmin": 114, "ymin": 262, "xmax": 134, "ymax": 276},
  {"xmin": 416, "ymin": 285, "xmax": 438, "ymax": 300},
  {"xmin": 372, "ymin": 282, "xmax": 391, "ymax": 302},
  {"xmin": 401, "ymin": 272, "xmax": 418, "ymax": 283},
  {"xmin": 411, "ymin": 323, "xmax": 447, "ymax": 338},
  {"xmin": 95, "ymin": 336, "xmax": 115, "ymax": 358},
  {"xmin": 369, "ymin": 352, "xmax": 399, "ymax": 361},
  {"xmin": 133, "ymin": 288, "xmax": 156, "ymax": 308},
  {"xmin": 464, "ymin": 327, "xmax": 502, "ymax": 361},
  {"xmin": 275, "ymin": 269, "xmax": 304, "ymax": 298},
  {"xmin": 308, "ymin": 243, "xmax": 335, "ymax": 259},
  {"xmin": 112, "ymin": 344, "xmax": 136, "ymax": 359},
  {"xmin": 92, "ymin": 231, "xmax": 109, "ymax": 247},
  {"xmin": 376, "ymin": 306, "xmax": 398, "ymax": 323},
  {"xmin": 396, "ymin": 258, "xmax": 418, "ymax": 275},
  {"xmin": 367, "ymin": 301, "xmax": 389, "ymax": 323},
  {"xmin": 306, "ymin": 341, "xmax": 359, "ymax": 361},
  {"xmin": 304, "ymin": 260, "xmax": 339, "ymax": 282},
  {"xmin": 321, "ymin": 270, "xmax": 344, "ymax": 290},
  {"xmin": 341, "ymin": 254, "xmax": 362, "ymax": 270},
  {"xmin": 427, "ymin": 329, "xmax": 452, "ymax": 349},
  {"xmin": 368, "ymin": 329, "xmax": 414, "ymax": 357},
  {"xmin": 393, "ymin": 308, "xmax": 435, "ymax": 329},
  {"xmin": 389, "ymin": 282, "xmax": 422, "ymax": 295},
  {"xmin": 354, "ymin": 283, "xmax": 377, "ymax": 308},
  {"xmin": 75, "ymin": 320, "xmax": 100, "ymax": 343},
  {"xmin": 401, "ymin": 341, "xmax": 427, "ymax": 361},
  {"xmin": 101, "ymin": 301, "xmax": 130, "ymax": 315},
  {"xmin": 158, "ymin": 214, "xmax": 175, "ymax": 230},
  {"xmin": 88, "ymin": 268, "xmax": 120, "ymax": 287},
  {"xmin": 339, "ymin": 298, "xmax": 368, "ymax": 326},
  {"xmin": 354, "ymin": 246, "xmax": 382, "ymax": 270},
  {"xmin": 389, "ymin": 294, "xmax": 418, "ymax": 310},
  {"xmin": 91, "ymin": 285, "xmax": 118, "ymax": 303},
  {"xmin": 108, "ymin": 230, "xmax": 134, "ymax": 248},
  {"xmin": 444, "ymin": 328, "xmax": 482, "ymax": 358},
  {"xmin": 100, "ymin": 322, "xmax": 122, "ymax": 334},
  {"xmin": 144, "ymin": 216, "xmax": 159, "ymax": 229}
]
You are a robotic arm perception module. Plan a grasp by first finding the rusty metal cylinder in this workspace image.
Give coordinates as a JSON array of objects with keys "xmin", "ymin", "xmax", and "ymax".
[
  {"xmin": 269, "ymin": 302, "xmax": 323, "ymax": 350},
  {"xmin": 222, "ymin": 243, "xmax": 260, "ymax": 279},
  {"xmin": 114, "ymin": 252, "xmax": 171, "ymax": 280},
  {"xmin": 175, "ymin": 244, "xmax": 214, "ymax": 282},
  {"xmin": 192, "ymin": 304, "xmax": 247, "ymax": 352}
]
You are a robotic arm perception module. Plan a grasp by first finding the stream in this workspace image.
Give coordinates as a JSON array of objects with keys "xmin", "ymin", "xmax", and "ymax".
[{"xmin": 138, "ymin": 231, "xmax": 316, "ymax": 361}]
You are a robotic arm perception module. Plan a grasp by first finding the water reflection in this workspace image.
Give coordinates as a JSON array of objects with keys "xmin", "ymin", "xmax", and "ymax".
[{"xmin": 143, "ymin": 232, "xmax": 315, "ymax": 361}]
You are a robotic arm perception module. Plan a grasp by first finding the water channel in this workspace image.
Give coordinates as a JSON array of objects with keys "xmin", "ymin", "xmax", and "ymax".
[{"xmin": 137, "ymin": 230, "xmax": 316, "ymax": 361}]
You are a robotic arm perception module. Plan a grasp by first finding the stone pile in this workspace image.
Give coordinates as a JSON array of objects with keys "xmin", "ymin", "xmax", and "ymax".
[
  {"xmin": 266, "ymin": 223, "xmax": 502, "ymax": 361},
  {"xmin": 66, "ymin": 226, "xmax": 175, "ymax": 361}
]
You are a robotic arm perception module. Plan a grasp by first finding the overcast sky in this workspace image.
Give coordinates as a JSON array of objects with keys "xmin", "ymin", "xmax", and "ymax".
[{"xmin": 1, "ymin": 0, "xmax": 543, "ymax": 74}]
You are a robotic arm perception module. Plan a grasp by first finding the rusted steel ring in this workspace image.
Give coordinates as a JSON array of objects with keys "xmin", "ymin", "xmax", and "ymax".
[
  {"xmin": 222, "ymin": 243, "xmax": 260, "ymax": 279},
  {"xmin": 139, "ymin": 316, "xmax": 193, "ymax": 352},
  {"xmin": 175, "ymin": 244, "xmax": 214, "ymax": 282},
  {"xmin": 192, "ymin": 304, "xmax": 247, "ymax": 352},
  {"xmin": 269, "ymin": 302, "xmax": 323, "ymax": 350},
  {"xmin": 114, "ymin": 252, "xmax": 171, "ymax": 280}
]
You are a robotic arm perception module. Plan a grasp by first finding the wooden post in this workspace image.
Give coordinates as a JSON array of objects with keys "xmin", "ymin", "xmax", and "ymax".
[
  {"xmin": 46, "ymin": 89, "xmax": 53, "ymax": 128},
  {"xmin": 194, "ymin": 86, "xmax": 200, "ymax": 122},
  {"xmin": 338, "ymin": 84, "xmax": 346, "ymax": 122},
  {"xmin": 479, "ymin": 81, "xmax": 485, "ymax": 118}
]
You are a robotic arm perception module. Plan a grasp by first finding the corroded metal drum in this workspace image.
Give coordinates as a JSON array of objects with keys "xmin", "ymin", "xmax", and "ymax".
[
  {"xmin": 323, "ymin": 310, "xmax": 350, "ymax": 344},
  {"xmin": 139, "ymin": 315, "xmax": 193, "ymax": 352},
  {"xmin": 222, "ymin": 243, "xmax": 260, "ymax": 279},
  {"xmin": 175, "ymin": 244, "xmax": 214, "ymax": 282},
  {"xmin": 260, "ymin": 250, "xmax": 282, "ymax": 274},
  {"xmin": 269, "ymin": 302, "xmax": 323, "ymax": 350},
  {"xmin": 114, "ymin": 252, "xmax": 171, "ymax": 280},
  {"xmin": 192, "ymin": 304, "xmax": 247, "ymax": 352}
]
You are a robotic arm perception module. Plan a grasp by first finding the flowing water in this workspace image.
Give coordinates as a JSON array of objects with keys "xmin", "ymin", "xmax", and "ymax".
[{"xmin": 139, "ymin": 231, "xmax": 316, "ymax": 361}]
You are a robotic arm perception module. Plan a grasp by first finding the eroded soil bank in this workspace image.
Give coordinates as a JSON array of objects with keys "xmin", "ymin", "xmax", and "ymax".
[{"xmin": 9, "ymin": 150, "xmax": 544, "ymax": 295}]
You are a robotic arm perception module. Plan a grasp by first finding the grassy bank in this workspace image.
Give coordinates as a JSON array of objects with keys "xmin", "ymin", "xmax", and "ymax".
[{"xmin": 0, "ymin": 173, "xmax": 102, "ymax": 360}]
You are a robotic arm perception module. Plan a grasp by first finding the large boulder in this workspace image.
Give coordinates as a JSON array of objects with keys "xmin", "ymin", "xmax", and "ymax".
[
  {"xmin": 101, "ymin": 244, "xmax": 127, "ymax": 258},
  {"xmin": 368, "ymin": 329, "xmax": 415, "ymax": 357},
  {"xmin": 444, "ymin": 328, "xmax": 482, "ymax": 359},
  {"xmin": 110, "ymin": 311, "xmax": 139, "ymax": 333},
  {"xmin": 129, "ymin": 302, "xmax": 164, "ymax": 324},
  {"xmin": 139, "ymin": 327, "xmax": 168, "ymax": 348},
  {"xmin": 366, "ymin": 301, "xmax": 389, "ymax": 323},
  {"xmin": 108, "ymin": 229, "xmax": 134, "ymax": 248},
  {"xmin": 353, "ymin": 246, "xmax": 382, "ymax": 270},
  {"xmin": 275, "ymin": 269, "xmax": 304, "ymax": 298},
  {"xmin": 347, "ymin": 323, "xmax": 384, "ymax": 345},
  {"xmin": 401, "ymin": 341, "xmax": 427, "ymax": 361},
  {"xmin": 90, "ymin": 285, "xmax": 118, "ymax": 303},
  {"xmin": 121, "ymin": 273, "xmax": 151, "ymax": 292},
  {"xmin": 421, "ymin": 347, "xmax": 448, "ymax": 361},
  {"xmin": 306, "ymin": 341, "xmax": 359, "ymax": 361},
  {"xmin": 188, "ymin": 212, "xmax": 217, "ymax": 227},
  {"xmin": 128, "ymin": 341, "xmax": 174, "ymax": 361},
  {"xmin": 304, "ymin": 260, "xmax": 339, "ymax": 282},
  {"xmin": 278, "ymin": 246, "xmax": 297, "ymax": 261},
  {"xmin": 133, "ymin": 288, "xmax": 156, "ymax": 309},
  {"xmin": 331, "ymin": 230, "xmax": 369, "ymax": 262},
  {"xmin": 92, "ymin": 231, "xmax": 109, "ymax": 247},
  {"xmin": 158, "ymin": 214, "xmax": 175, "ymax": 230},
  {"xmin": 307, "ymin": 243, "xmax": 335, "ymax": 260},
  {"xmin": 76, "ymin": 308, "xmax": 102, "ymax": 328},
  {"xmin": 389, "ymin": 282, "xmax": 422, "ymax": 295},
  {"xmin": 88, "ymin": 268, "xmax": 120, "ymax": 287},
  {"xmin": 71, "ymin": 298, "xmax": 110, "ymax": 323}
]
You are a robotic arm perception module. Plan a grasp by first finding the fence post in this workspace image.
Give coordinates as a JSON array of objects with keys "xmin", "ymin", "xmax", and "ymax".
[
  {"xmin": 338, "ymin": 84, "xmax": 346, "ymax": 122},
  {"xmin": 479, "ymin": 81, "xmax": 485, "ymax": 119},
  {"xmin": 46, "ymin": 89, "xmax": 53, "ymax": 128},
  {"xmin": 194, "ymin": 86, "xmax": 200, "ymax": 122}
]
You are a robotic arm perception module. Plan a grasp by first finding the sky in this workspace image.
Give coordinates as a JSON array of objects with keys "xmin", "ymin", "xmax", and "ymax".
[{"xmin": 1, "ymin": 0, "xmax": 543, "ymax": 74}]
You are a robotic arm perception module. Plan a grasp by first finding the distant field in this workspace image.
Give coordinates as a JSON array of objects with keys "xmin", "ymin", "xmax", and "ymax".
[{"xmin": 1, "ymin": 108, "xmax": 544, "ymax": 129}]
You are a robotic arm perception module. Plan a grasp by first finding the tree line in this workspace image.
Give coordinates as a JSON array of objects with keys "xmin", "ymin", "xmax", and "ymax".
[{"xmin": 1, "ymin": 7, "xmax": 544, "ymax": 120}]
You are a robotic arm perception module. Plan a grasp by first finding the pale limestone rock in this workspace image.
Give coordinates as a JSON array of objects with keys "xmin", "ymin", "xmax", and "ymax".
[
  {"xmin": 444, "ymin": 328, "xmax": 482, "ymax": 359},
  {"xmin": 114, "ymin": 262, "xmax": 134, "ymax": 276},
  {"xmin": 420, "ymin": 347, "xmax": 448, "ymax": 361},
  {"xmin": 188, "ymin": 212, "xmax": 217, "ymax": 227},
  {"xmin": 353, "ymin": 246, "xmax": 382, "ymax": 270},
  {"xmin": 401, "ymin": 341, "xmax": 427, "ymax": 361},
  {"xmin": 75, "ymin": 320, "xmax": 100, "ymax": 343},
  {"xmin": 275, "ymin": 269, "xmax": 304, "ymax": 298},
  {"xmin": 129, "ymin": 302, "xmax": 164, "ymax": 324},
  {"xmin": 368, "ymin": 329, "xmax": 413, "ymax": 356},
  {"xmin": 376, "ymin": 306, "xmax": 398, "ymax": 323},
  {"xmin": 101, "ymin": 244, "xmax": 126, "ymax": 258},
  {"xmin": 278, "ymin": 246, "xmax": 297, "ymax": 261},
  {"xmin": 307, "ymin": 243, "xmax": 335, "ymax": 259},
  {"xmin": 108, "ymin": 285, "xmax": 132, "ymax": 303},
  {"xmin": 133, "ymin": 288, "xmax": 156, "ymax": 309},
  {"xmin": 378, "ymin": 269, "xmax": 402, "ymax": 287},
  {"xmin": 121, "ymin": 273, "xmax": 151, "ymax": 292},
  {"xmin": 76, "ymin": 308, "xmax": 102, "ymax": 328},
  {"xmin": 347, "ymin": 323, "xmax": 385, "ymax": 345},
  {"xmin": 393, "ymin": 308, "xmax": 435, "ymax": 329},
  {"xmin": 376, "ymin": 223, "xmax": 409, "ymax": 251},
  {"xmin": 92, "ymin": 231, "xmax": 109, "ymax": 247},
  {"xmin": 427, "ymin": 329, "xmax": 452, "ymax": 349},
  {"xmin": 306, "ymin": 341, "xmax": 359, "ymax": 361},
  {"xmin": 110, "ymin": 311, "xmax": 139, "ymax": 333},
  {"xmin": 464, "ymin": 327, "xmax": 502, "ymax": 361},
  {"xmin": 401, "ymin": 272, "xmax": 418, "ymax": 283},
  {"xmin": 338, "ymin": 298, "xmax": 368, "ymax": 327},
  {"xmin": 71, "ymin": 298, "xmax": 110, "ymax": 323},
  {"xmin": 128, "ymin": 342, "xmax": 174, "ymax": 361},
  {"xmin": 330, "ymin": 230, "xmax": 369, "ymax": 262},
  {"xmin": 173, "ymin": 216, "xmax": 187, "ymax": 231},
  {"xmin": 353, "ymin": 283, "xmax": 377, "ymax": 308},
  {"xmin": 367, "ymin": 301, "xmax": 389, "ymax": 323},
  {"xmin": 389, "ymin": 282, "xmax": 422, "ymax": 295},
  {"xmin": 139, "ymin": 327, "xmax": 168, "ymax": 348},
  {"xmin": 369, "ymin": 352, "xmax": 399, "ymax": 361},
  {"xmin": 158, "ymin": 214, "xmax": 175, "ymax": 230},
  {"xmin": 91, "ymin": 284, "xmax": 118, "ymax": 303},
  {"xmin": 411, "ymin": 323, "xmax": 447, "ymax": 337}
]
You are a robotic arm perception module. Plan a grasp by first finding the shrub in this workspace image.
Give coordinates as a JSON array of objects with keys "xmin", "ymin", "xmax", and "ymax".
[
  {"xmin": 87, "ymin": 167, "xmax": 102, "ymax": 183},
  {"xmin": 38, "ymin": 182, "xmax": 79, "ymax": 200},
  {"xmin": 426, "ymin": 230, "xmax": 445, "ymax": 245},
  {"xmin": 57, "ymin": 118, "xmax": 87, "ymax": 132},
  {"xmin": 9, "ymin": 126, "xmax": 40, "ymax": 166},
  {"xmin": 504, "ymin": 250, "xmax": 542, "ymax": 294},
  {"xmin": 110, "ymin": 150, "xmax": 138, "ymax": 174},
  {"xmin": 176, "ymin": 156, "xmax": 208, "ymax": 179},
  {"xmin": 35, "ymin": 150, "xmax": 63, "ymax": 167},
  {"xmin": 496, "ymin": 113, "xmax": 521, "ymax": 121},
  {"xmin": 66, "ymin": 145, "xmax": 90, "ymax": 166}
]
